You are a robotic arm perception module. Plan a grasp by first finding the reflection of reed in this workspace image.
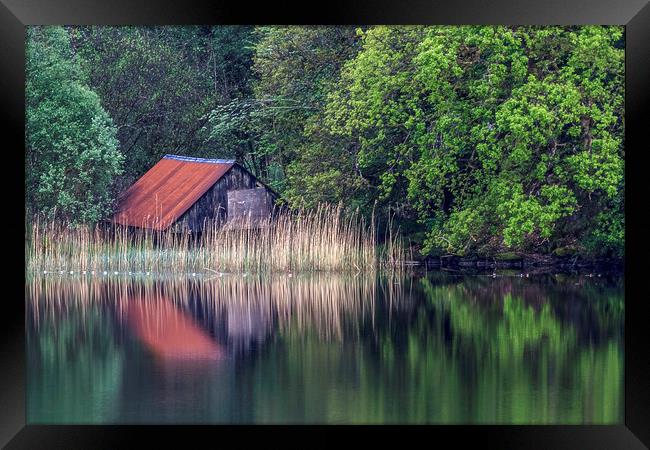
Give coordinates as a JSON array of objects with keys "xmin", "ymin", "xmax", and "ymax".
[{"xmin": 28, "ymin": 273, "xmax": 384, "ymax": 342}]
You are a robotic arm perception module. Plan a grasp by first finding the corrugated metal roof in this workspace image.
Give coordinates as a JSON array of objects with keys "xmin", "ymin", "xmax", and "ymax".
[{"xmin": 111, "ymin": 154, "xmax": 235, "ymax": 230}]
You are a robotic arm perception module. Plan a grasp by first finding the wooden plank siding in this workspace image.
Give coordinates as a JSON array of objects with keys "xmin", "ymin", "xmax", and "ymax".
[{"xmin": 171, "ymin": 165, "xmax": 264, "ymax": 232}]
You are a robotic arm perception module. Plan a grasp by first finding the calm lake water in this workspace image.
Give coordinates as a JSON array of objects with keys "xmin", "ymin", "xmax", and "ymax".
[{"xmin": 26, "ymin": 270, "xmax": 624, "ymax": 424}]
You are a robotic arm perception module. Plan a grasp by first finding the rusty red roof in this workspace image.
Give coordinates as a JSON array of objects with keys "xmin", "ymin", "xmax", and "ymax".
[{"xmin": 111, "ymin": 154, "xmax": 235, "ymax": 230}]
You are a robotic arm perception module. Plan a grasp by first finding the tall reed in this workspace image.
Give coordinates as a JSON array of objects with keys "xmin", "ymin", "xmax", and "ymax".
[{"xmin": 26, "ymin": 204, "xmax": 404, "ymax": 274}]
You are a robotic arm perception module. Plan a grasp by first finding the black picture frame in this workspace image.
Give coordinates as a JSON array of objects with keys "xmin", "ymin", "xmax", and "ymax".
[{"xmin": 1, "ymin": 0, "xmax": 648, "ymax": 447}]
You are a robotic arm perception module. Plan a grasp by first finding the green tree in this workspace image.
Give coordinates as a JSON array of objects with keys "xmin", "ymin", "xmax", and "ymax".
[
  {"xmin": 75, "ymin": 26, "xmax": 256, "ymax": 188},
  {"xmin": 325, "ymin": 26, "xmax": 624, "ymax": 257},
  {"xmin": 204, "ymin": 26, "xmax": 363, "ymax": 197},
  {"xmin": 26, "ymin": 26, "xmax": 123, "ymax": 223}
]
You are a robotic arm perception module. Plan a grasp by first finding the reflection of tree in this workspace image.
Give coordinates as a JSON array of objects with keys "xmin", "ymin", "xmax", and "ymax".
[
  {"xmin": 417, "ymin": 278, "xmax": 623, "ymax": 423},
  {"xmin": 26, "ymin": 272, "xmax": 623, "ymax": 424},
  {"xmin": 420, "ymin": 273, "xmax": 624, "ymax": 343},
  {"xmin": 27, "ymin": 305, "xmax": 123, "ymax": 423},
  {"xmin": 240, "ymin": 275, "xmax": 622, "ymax": 423}
]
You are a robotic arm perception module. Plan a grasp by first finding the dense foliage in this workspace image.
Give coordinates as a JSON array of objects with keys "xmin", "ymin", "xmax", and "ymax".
[
  {"xmin": 26, "ymin": 27, "xmax": 123, "ymax": 222},
  {"xmin": 323, "ymin": 26, "xmax": 624, "ymax": 257},
  {"xmin": 25, "ymin": 25, "xmax": 624, "ymax": 258}
]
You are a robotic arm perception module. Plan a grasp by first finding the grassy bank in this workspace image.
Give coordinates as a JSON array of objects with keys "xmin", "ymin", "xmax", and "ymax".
[{"xmin": 26, "ymin": 204, "xmax": 405, "ymax": 274}]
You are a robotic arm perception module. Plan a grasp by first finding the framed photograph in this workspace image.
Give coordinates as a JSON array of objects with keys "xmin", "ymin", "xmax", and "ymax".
[{"xmin": 2, "ymin": 0, "xmax": 649, "ymax": 447}]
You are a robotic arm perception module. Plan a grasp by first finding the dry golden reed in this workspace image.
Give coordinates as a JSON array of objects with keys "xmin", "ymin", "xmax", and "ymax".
[{"xmin": 26, "ymin": 204, "xmax": 405, "ymax": 274}]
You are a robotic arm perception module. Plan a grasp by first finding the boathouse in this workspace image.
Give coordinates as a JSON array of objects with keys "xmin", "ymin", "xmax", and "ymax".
[{"xmin": 111, "ymin": 154, "xmax": 278, "ymax": 231}]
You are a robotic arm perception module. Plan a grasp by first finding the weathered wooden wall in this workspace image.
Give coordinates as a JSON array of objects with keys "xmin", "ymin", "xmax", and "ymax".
[
  {"xmin": 171, "ymin": 165, "xmax": 276, "ymax": 232},
  {"xmin": 227, "ymin": 187, "xmax": 275, "ymax": 224}
]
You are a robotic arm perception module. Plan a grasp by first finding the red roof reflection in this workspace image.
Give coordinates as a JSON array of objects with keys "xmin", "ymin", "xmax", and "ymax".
[{"xmin": 126, "ymin": 296, "xmax": 223, "ymax": 361}]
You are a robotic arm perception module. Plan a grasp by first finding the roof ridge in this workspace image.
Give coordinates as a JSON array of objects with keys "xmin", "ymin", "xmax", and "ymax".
[{"xmin": 163, "ymin": 154, "xmax": 236, "ymax": 164}]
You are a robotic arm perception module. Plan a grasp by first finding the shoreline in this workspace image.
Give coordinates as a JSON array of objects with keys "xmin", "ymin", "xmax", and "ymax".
[{"xmin": 420, "ymin": 254, "xmax": 624, "ymax": 272}]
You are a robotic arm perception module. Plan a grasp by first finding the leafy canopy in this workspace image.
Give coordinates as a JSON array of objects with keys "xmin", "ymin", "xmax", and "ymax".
[{"xmin": 26, "ymin": 26, "xmax": 123, "ymax": 223}]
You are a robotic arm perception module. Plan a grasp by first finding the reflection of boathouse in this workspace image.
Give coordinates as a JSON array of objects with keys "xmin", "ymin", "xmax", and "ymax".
[
  {"xmin": 111, "ymin": 154, "xmax": 278, "ymax": 232},
  {"xmin": 226, "ymin": 303, "xmax": 270, "ymax": 352},
  {"xmin": 125, "ymin": 296, "xmax": 224, "ymax": 361},
  {"xmin": 28, "ymin": 275, "xmax": 379, "ymax": 364}
]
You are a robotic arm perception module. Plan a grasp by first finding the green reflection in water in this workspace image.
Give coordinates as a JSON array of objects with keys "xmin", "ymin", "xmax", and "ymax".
[
  {"xmin": 26, "ymin": 272, "xmax": 623, "ymax": 424},
  {"xmin": 241, "ymin": 275, "xmax": 623, "ymax": 423},
  {"xmin": 27, "ymin": 305, "xmax": 123, "ymax": 423}
]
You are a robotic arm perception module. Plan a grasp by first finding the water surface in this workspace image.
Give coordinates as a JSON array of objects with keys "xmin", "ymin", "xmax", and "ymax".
[{"xmin": 26, "ymin": 271, "xmax": 624, "ymax": 424}]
